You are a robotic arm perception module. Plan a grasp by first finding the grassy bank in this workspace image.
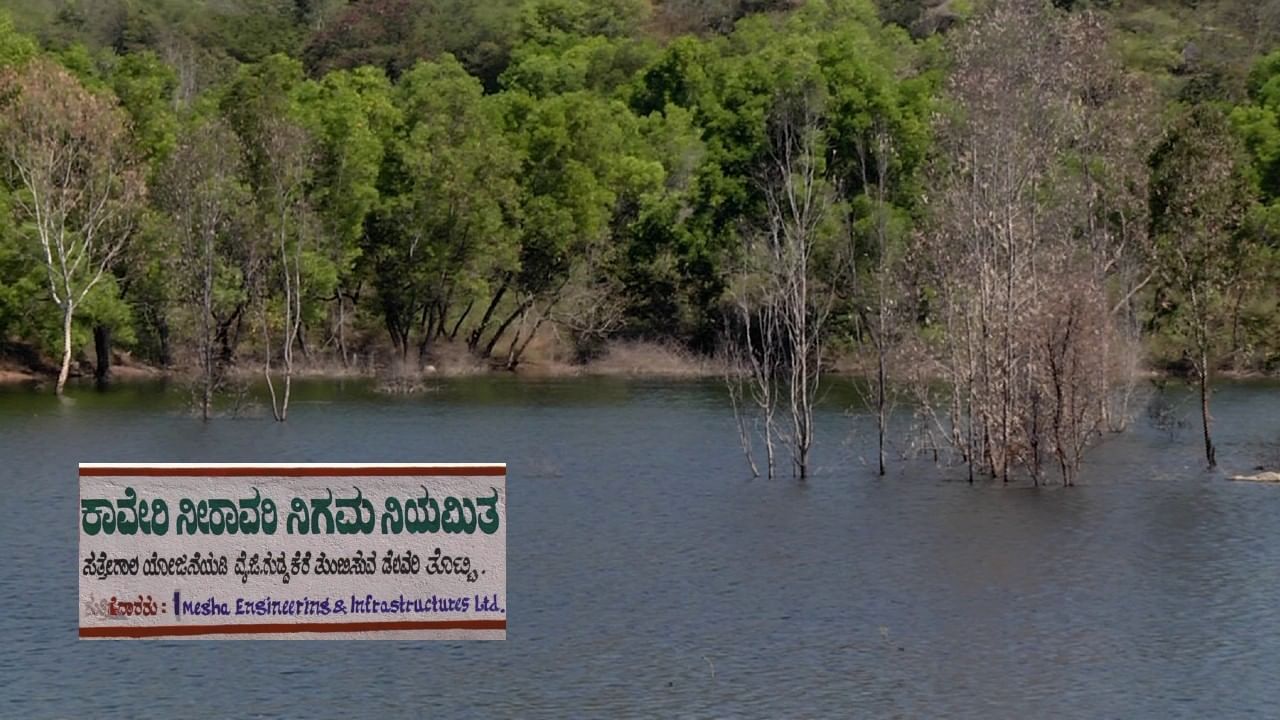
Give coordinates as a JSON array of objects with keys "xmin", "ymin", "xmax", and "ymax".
[
  {"xmin": 0, "ymin": 337, "xmax": 728, "ymax": 385},
  {"xmin": 3, "ymin": 335, "xmax": 1275, "ymax": 388}
]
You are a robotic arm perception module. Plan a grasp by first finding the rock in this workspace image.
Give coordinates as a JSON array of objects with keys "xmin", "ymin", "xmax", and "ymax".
[{"xmin": 1229, "ymin": 471, "xmax": 1280, "ymax": 483}]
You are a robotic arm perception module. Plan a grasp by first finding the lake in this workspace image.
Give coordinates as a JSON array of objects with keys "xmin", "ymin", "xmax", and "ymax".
[{"xmin": 1, "ymin": 376, "xmax": 1279, "ymax": 718}]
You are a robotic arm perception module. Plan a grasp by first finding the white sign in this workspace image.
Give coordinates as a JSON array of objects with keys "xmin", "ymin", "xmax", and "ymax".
[{"xmin": 79, "ymin": 463, "xmax": 506, "ymax": 640}]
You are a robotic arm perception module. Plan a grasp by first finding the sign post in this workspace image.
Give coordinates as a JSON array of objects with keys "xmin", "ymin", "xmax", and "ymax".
[{"xmin": 78, "ymin": 463, "xmax": 506, "ymax": 640}]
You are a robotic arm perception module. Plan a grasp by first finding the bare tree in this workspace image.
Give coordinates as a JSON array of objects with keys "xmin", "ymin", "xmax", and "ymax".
[
  {"xmin": 1037, "ymin": 280, "xmax": 1113, "ymax": 485},
  {"xmin": 1058, "ymin": 11, "xmax": 1158, "ymax": 435},
  {"xmin": 910, "ymin": 1, "xmax": 1149, "ymax": 485},
  {"xmin": 916, "ymin": 0, "xmax": 1062, "ymax": 482},
  {"xmin": 725, "ymin": 82, "xmax": 838, "ymax": 480},
  {"xmin": 548, "ymin": 249, "xmax": 629, "ymax": 364},
  {"xmin": 0, "ymin": 60, "xmax": 143, "ymax": 395},
  {"xmin": 256, "ymin": 118, "xmax": 315, "ymax": 422},
  {"xmin": 158, "ymin": 119, "xmax": 246, "ymax": 420},
  {"xmin": 1217, "ymin": 0, "xmax": 1280, "ymax": 57},
  {"xmin": 724, "ymin": 273, "xmax": 782, "ymax": 478},
  {"xmin": 851, "ymin": 120, "xmax": 900, "ymax": 477}
]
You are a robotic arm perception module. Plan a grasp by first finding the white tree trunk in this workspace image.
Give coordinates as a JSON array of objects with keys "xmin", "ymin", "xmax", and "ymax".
[{"xmin": 56, "ymin": 302, "xmax": 74, "ymax": 396}]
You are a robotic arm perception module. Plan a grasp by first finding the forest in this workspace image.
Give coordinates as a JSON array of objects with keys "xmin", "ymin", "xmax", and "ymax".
[{"xmin": 0, "ymin": 0, "xmax": 1276, "ymax": 478}]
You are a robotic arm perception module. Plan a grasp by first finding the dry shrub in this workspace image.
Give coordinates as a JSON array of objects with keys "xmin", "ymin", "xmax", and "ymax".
[
  {"xmin": 426, "ymin": 340, "xmax": 490, "ymax": 377},
  {"xmin": 586, "ymin": 340, "xmax": 719, "ymax": 378}
]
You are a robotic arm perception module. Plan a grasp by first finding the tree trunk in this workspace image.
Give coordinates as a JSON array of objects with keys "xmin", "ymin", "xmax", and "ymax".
[
  {"xmin": 201, "ymin": 358, "xmax": 212, "ymax": 422},
  {"xmin": 56, "ymin": 303, "xmax": 74, "ymax": 396},
  {"xmin": 157, "ymin": 314, "xmax": 172, "ymax": 368},
  {"xmin": 469, "ymin": 281, "xmax": 508, "ymax": 352},
  {"xmin": 421, "ymin": 303, "xmax": 438, "ymax": 364},
  {"xmin": 435, "ymin": 301, "xmax": 449, "ymax": 339},
  {"xmin": 215, "ymin": 304, "xmax": 244, "ymax": 370},
  {"xmin": 295, "ymin": 324, "xmax": 311, "ymax": 362},
  {"xmin": 336, "ymin": 294, "xmax": 349, "ymax": 369},
  {"xmin": 418, "ymin": 334, "xmax": 432, "ymax": 369},
  {"xmin": 263, "ymin": 315, "xmax": 280, "ymax": 422},
  {"xmin": 385, "ymin": 314, "xmax": 410, "ymax": 363},
  {"xmin": 450, "ymin": 299, "xmax": 474, "ymax": 340},
  {"xmin": 507, "ymin": 313, "xmax": 548, "ymax": 370},
  {"xmin": 93, "ymin": 324, "xmax": 112, "ymax": 384},
  {"xmin": 877, "ymin": 349, "xmax": 886, "ymax": 477},
  {"xmin": 1199, "ymin": 361, "xmax": 1216, "ymax": 468},
  {"xmin": 281, "ymin": 373, "xmax": 291, "ymax": 422},
  {"xmin": 201, "ymin": 311, "xmax": 213, "ymax": 421},
  {"xmin": 482, "ymin": 298, "xmax": 532, "ymax": 360}
]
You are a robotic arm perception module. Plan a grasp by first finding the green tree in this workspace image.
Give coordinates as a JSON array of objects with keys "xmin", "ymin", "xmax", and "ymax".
[
  {"xmin": 0, "ymin": 59, "xmax": 144, "ymax": 394},
  {"xmin": 295, "ymin": 65, "xmax": 397, "ymax": 365},
  {"xmin": 517, "ymin": 0, "xmax": 649, "ymax": 45},
  {"xmin": 502, "ymin": 34, "xmax": 658, "ymax": 99},
  {"xmin": 1233, "ymin": 51, "xmax": 1280, "ymax": 228},
  {"xmin": 1229, "ymin": 50, "xmax": 1280, "ymax": 371},
  {"xmin": 109, "ymin": 50, "xmax": 178, "ymax": 168},
  {"xmin": 221, "ymin": 54, "xmax": 322, "ymax": 420},
  {"xmin": 470, "ymin": 89, "xmax": 663, "ymax": 368},
  {"xmin": 1150, "ymin": 104, "xmax": 1256, "ymax": 468},
  {"xmin": 0, "ymin": 12, "xmax": 36, "ymax": 68},
  {"xmin": 0, "ymin": 13, "xmax": 38, "ymax": 345},
  {"xmin": 366, "ymin": 56, "xmax": 519, "ymax": 365}
]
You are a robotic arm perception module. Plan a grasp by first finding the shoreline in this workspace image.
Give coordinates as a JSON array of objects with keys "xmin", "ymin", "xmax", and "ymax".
[
  {"xmin": 4, "ymin": 362, "xmax": 1278, "ymax": 387},
  {"xmin": 2, "ymin": 340, "xmax": 1277, "ymax": 386},
  {"xmin": 0, "ymin": 340, "xmax": 729, "ymax": 385}
]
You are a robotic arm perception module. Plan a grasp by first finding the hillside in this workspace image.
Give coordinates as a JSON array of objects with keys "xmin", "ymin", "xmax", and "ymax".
[{"xmin": 0, "ymin": 0, "xmax": 1275, "ymax": 423}]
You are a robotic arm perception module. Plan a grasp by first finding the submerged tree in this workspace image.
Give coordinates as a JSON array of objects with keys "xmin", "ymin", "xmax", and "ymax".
[
  {"xmin": 257, "ymin": 116, "xmax": 315, "ymax": 422},
  {"xmin": 849, "ymin": 121, "xmax": 899, "ymax": 477},
  {"xmin": 0, "ymin": 59, "xmax": 144, "ymax": 395},
  {"xmin": 157, "ymin": 117, "xmax": 247, "ymax": 420},
  {"xmin": 764, "ymin": 84, "xmax": 838, "ymax": 480},
  {"xmin": 912, "ymin": 1, "xmax": 1150, "ymax": 485},
  {"xmin": 222, "ymin": 55, "xmax": 320, "ymax": 421},
  {"xmin": 825, "ymin": 67, "xmax": 932, "ymax": 477},
  {"xmin": 726, "ymin": 79, "xmax": 839, "ymax": 480},
  {"xmin": 1149, "ymin": 104, "xmax": 1254, "ymax": 469}
]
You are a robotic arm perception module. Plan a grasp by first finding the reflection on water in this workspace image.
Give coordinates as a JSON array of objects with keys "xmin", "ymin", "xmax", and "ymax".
[{"xmin": 1, "ymin": 377, "xmax": 1279, "ymax": 717}]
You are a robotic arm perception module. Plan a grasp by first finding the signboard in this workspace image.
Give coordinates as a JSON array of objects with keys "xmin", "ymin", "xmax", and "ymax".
[{"xmin": 78, "ymin": 463, "xmax": 506, "ymax": 640}]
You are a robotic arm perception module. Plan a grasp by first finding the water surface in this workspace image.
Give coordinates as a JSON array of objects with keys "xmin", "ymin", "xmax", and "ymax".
[{"xmin": 1, "ymin": 377, "xmax": 1278, "ymax": 718}]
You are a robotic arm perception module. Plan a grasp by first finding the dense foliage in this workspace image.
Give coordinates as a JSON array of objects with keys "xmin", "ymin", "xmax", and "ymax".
[{"xmin": 0, "ymin": 0, "xmax": 1276, "ymax": 424}]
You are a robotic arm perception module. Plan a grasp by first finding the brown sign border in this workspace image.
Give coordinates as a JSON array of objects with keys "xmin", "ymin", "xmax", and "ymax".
[{"xmin": 79, "ymin": 463, "xmax": 507, "ymax": 640}]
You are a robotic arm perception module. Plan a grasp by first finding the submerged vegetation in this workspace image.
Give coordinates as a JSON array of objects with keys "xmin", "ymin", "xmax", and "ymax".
[{"xmin": 0, "ymin": 0, "xmax": 1276, "ymax": 478}]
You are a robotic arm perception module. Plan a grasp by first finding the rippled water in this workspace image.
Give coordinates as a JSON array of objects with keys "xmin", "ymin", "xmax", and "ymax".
[{"xmin": 1, "ymin": 377, "xmax": 1279, "ymax": 718}]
